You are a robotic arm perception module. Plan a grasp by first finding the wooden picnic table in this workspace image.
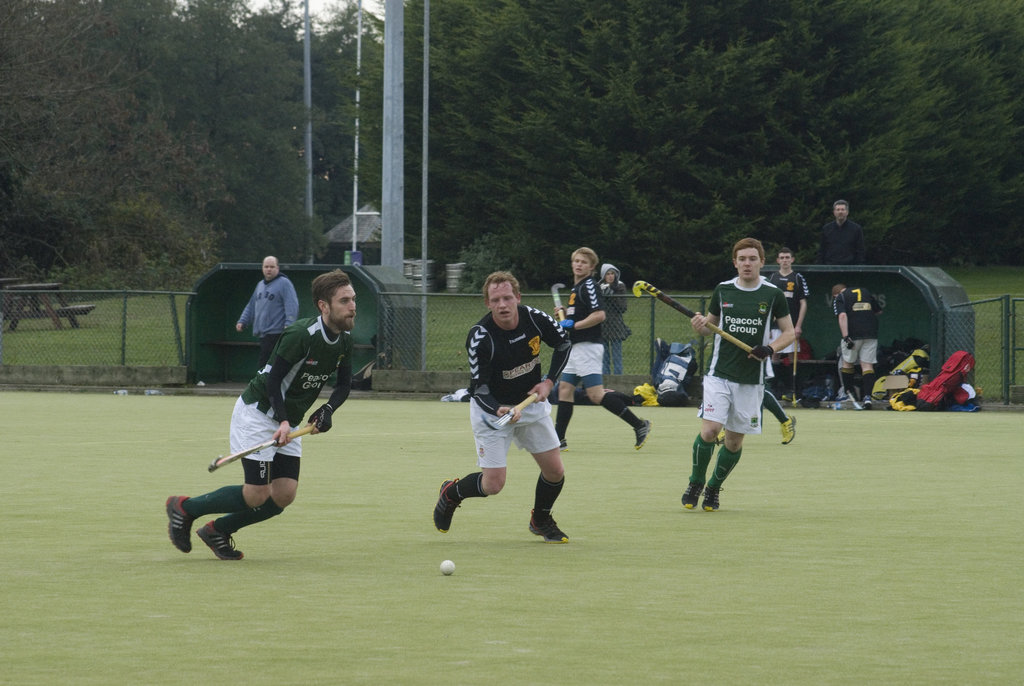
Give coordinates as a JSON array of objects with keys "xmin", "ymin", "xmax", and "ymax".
[
  {"xmin": 1, "ymin": 282, "xmax": 96, "ymax": 331},
  {"xmin": 3, "ymin": 281, "xmax": 62, "ymax": 290}
]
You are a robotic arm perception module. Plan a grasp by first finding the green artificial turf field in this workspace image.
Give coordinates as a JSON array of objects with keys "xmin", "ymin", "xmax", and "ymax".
[{"xmin": 2, "ymin": 393, "xmax": 1021, "ymax": 685}]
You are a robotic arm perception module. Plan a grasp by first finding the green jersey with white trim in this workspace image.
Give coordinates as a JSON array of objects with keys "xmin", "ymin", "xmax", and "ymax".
[
  {"xmin": 706, "ymin": 278, "xmax": 789, "ymax": 385},
  {"xmin": 241, "ymin": 315, "xmax": 353, "ymax": 425}
]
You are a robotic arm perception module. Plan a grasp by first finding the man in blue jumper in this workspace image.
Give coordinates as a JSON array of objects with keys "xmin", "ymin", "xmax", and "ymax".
[{"xmin": 236, "ymin": 256, "xmax": 300, "ymax": 369}]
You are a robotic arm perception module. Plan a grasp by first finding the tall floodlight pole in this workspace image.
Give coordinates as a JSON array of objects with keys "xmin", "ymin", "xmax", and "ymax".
[
  {"xmin": 420, "ymin": 0, "xmax": 430, "ymax": 369},
  {"xmin": 352, "ymin": 0, "xmax": 363, "ymax": 256},
  {"xmin": 303, "ymin": 0, "xmax": 313, "ymax": 243},
  {"xmin": 381, "ymin": 0, "xmax": 404, "ymax": 269}
]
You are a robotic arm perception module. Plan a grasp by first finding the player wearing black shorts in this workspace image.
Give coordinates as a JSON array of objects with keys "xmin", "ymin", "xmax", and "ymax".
[
  {"xmin": 433, "ymin": 271, "xmax": 573, "ymax": 542},
  {"xmin": 166, "ymin": 269, "xmax": 357, "ymax": 560},
  {"xmin": 766, "ymin": 247, "xmax": 808, "ymax": 398},
  {"xmin": 553, "ymin": 247, "xmax": 651, "ymax": 451}
]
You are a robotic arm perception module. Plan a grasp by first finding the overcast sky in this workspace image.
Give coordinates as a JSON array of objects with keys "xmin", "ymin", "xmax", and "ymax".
[{"xmin": 249, "ymin": 0, "xmax": 383, "ymax": 22}]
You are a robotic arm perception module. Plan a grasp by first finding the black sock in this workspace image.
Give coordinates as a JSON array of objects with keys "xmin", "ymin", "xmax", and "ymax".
[
  {"xmin": 600, "ymin": 391, "xmax": 643, "ymax": 429},
  {"xmin": 555, "ymin": 402, "xmax": 574, "ymax": 440},
  {"xmin": 533, "ymin": 474, "xmax": 564, "ymax": 516},
  {"xmin": 454, "ymin": 472, "xmax": 487, "ymax": 500},
  {"xmin": 861, "ymin": 372, "xmax": 877, "ymax": 400},
  {"xmin": 841, "ymin": 368, "xmax": 857, "ymax": 397},
  {"xmin": 775, "ymin": 363, "xmax": 793, "ymax": 394}
]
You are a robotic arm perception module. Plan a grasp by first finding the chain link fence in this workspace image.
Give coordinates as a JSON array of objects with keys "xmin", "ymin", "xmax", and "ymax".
[
  {"xmin": 374, "ymin": 291, "xmax": 1020, "ymax": 403},
  {"xmin": 0, "ymin": 290, "xmax": 190, "ymax": 366},
  {"xmin": 947, "ymin": 296, "xmax": 1024, "ymax": 403},
  {"xmin": 374, "ymin": 291, "xmax": 709, "ymax": 377},
  {"xmin": 2, "ymin": 288, "xmax": 1021, "ymax": 403}
]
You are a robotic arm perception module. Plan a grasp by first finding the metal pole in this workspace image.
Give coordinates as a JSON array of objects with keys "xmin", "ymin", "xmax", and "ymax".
[
  {"xmin": 352, "ymin": 0, "xmax": 363, "ymax": 256},
  {"xmin": 1002, "ymin": 294, "xmax": 1010, "ymax": 401},
  {"xmin": 381, "ymin": 0, "xmax": 405, "ymax": 269},
  {"xmin": 303, "ymin": 0, "xmax": 313, "ymax": 230},
  {"xmin": 420, "ymin": 0, "xmax": 430, "ymax": 370}
]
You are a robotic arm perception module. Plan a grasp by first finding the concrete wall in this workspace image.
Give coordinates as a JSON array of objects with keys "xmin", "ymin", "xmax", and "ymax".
[{"xmin": 0, "ymin": 365, "xmax": 187, "ymax": 387}]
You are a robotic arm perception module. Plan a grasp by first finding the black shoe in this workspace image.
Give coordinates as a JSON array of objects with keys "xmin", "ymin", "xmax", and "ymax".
[
  {"xmin": 862, "ymin": 397, "xmax": 873, "ymax": 410},
  {"xmin": 702, "ymin": 486, "xmax": 721, "ymax": 512},
  {"xmin": 529, "ymin": 510, "xmax": 569, "ymax": 543},
  {"xmin": 196, "ymin": 521, "xmax": 243, "ymax": 560},
  {"xmin": 634, "ymin": 420, "xmax": 652, "ymax": 450},
  {"xmin": 559, "ymin": 439, "xmax": 568, "ymax": 452},
  {"xmin": 433, "ymin": 479, "xmax": 461, "ymax": 533},
  {"xmin": 681, "ymin": 482, "xmax": 704, "ymax": 509},
  {"xmin": 166, "ymin": 495, "xmax": 194, "ymax": 553}
]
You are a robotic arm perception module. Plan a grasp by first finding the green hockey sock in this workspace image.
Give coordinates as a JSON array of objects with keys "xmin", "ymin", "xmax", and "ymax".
[
  {"xmin": 691, "ymin": 434, "xmax": 716, "ymax": 485},
  {"xmin": 181, "ymin": 485, "xmax": 247, "ymax": 518},
  {"xmin": 214, "ymin": 497, "xmax": 285, "ymax": 535},
  {"xmin": 708, "ymin": 445, "xmax": 742, "ymax": 488},
  {"xmin": 762, "ymin": 389, "xmax": 788, "ymax": 423}
]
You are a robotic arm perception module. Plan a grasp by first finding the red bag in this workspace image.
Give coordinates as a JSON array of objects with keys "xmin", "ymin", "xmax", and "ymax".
[
  {"xmin": 916, "ymin": 351, "xmax": 975, "ymax": 411},
  {"xmin": 780, "ymin": 338, "xmax": 813, "ymax": 367}
]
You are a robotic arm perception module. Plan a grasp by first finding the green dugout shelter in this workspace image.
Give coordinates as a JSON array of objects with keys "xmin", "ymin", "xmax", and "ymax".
[
  {"xmin": 762, "ymin": 265, "xmax": 971, "ymax": 368},
  {"xmin": 187, "ymin": 263, "xmax": 416, "ymax": 384}
]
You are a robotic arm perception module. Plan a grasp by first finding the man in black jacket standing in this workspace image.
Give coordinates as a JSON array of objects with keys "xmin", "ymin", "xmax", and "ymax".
[{"xmin": 817, "ymin": 199, "xmax": 866, "ymax": 265}]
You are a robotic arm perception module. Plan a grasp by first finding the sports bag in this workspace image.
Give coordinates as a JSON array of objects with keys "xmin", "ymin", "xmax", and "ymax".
[{"xmin": 916, "ymin": 351, "xmax": 975, "ymax": 411}]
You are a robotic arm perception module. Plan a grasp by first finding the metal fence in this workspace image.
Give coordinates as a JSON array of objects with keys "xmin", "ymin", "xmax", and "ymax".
[
  {"xmin": 0, "ymin": 290, "xmax": 190, "ymax": 366},
  {"xmin": 374, "ymin": 291, "xmax": 710, "ymax": 379},
  {"xmin": 948, "ymin": 296, "xmax": 1024, "ymax": 403},
  {"xmin": 2, "ymin": 289, "xmax": 1021, "ymax": 403}
]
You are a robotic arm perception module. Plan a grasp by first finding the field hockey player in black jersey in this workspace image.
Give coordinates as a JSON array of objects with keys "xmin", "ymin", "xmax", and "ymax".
[{"xmin": 433, "ymin": 271, "xmax": 574, "ymax": 543}]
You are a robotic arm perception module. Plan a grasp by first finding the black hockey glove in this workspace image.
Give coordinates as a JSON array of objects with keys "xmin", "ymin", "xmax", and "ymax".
[
  {"xmin": 309, "ymin": 403, "xmax": 335, "ymax": 432},
  {"xmin": 749, "ymin": 345, "xmax": 774, "ymax": 361},
  {"xmin": 843, "ymin": 336, "xmax": 855, "ymax": 349}
]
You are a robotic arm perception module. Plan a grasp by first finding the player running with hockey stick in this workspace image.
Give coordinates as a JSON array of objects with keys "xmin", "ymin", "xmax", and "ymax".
[
  {"xmin": 552, "ymin": 247, "xmax": 651, "ymax": 451},
  {"xmin": 685, "ymin": 238, "xmax": 794, "ymax": 512},
  {"xmin": 433, "ymin": 271, "xmax": 573, "ymax": 542},
  {"xmin": 166, "ymin": 269, "xmax": 356, "ymax": 560}
]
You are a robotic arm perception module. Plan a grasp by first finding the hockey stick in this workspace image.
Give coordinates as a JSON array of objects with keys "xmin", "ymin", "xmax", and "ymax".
[
  {"xmin": 632, "ymin": 280, "xmax": 753, "ymax": 354},
  {"xmin": 483, "ymin": 392, "xmax": 539, "ymax": 429},
  {"xmin": 207, "ymin": 423, "xmax": 316, "ymax": 472},
  {"xmin": 550, "ymin": 283, "xmax": 566, "ymax": 321}
]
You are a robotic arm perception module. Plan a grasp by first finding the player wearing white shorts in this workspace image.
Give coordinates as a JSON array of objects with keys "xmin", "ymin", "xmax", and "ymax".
[
  {"xmin": 685, "ymin": 238, "xmax": 794, "ymax": 512},
  {"xmin": 553, "ymin": 247, "xmax": 651, "ymax": 451},
  {"xmin": 166, "ymin": 270, "xmax": 357, "ymax": 560},
  {"xmin": 831, "ymin": 283, "xmax": 882, "ymax": 409},
  {"xmin": 433, "ymin": 271, "xmax": 573, "ymax": 543}
]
